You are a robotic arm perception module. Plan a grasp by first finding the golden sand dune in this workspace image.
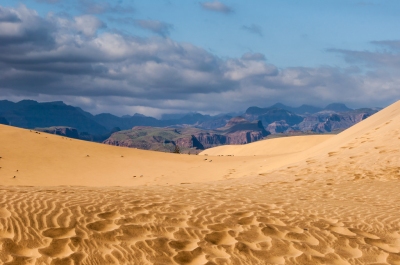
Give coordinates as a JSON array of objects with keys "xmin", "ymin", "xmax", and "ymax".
[
  {"xmin": 199, "ymin": 135, "xmax": 333, "ymax": 157},
  {"xmin": 1, "ymin": 101, "xmax": 400, "ymax": 264}
]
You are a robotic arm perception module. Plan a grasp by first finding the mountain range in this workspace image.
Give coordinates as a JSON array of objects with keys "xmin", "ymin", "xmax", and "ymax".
[{"xmin": 0, "ymin": 99, "xmax": 381, "ymax": 151}]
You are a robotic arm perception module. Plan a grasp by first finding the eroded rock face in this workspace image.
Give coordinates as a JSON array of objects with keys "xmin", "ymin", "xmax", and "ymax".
[
  {"xmin": 244, "ymin": 107, "xmax": 304, "ymax": 126},
  {"xmin": 188, "ymin": 133, "xmax": 227, "ymax": 149},
  {"xmin": 103, "ymin": 117, "xmax": 270, "ymax": 152},
  {"xmin": 266, "ymin": 121, "xmax": 290, "ymax": 134},
  {"xmin": 298, "ymin": 112, "xmax": 373, "ymax": 133}
]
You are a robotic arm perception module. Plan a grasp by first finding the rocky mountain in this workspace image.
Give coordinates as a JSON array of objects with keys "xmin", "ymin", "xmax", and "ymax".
[
  {"xmin": 103, "ymin": 117, "xmax": 270, "ymax": 153},
  {"xmin": 270, "ymin": 103, "xmax": 323, "ymax": 114},
  {"xmin": 244, "ymin": 107, "xmax": 304, "ymax": 126},
  {"xmin": 0, "ymin": 100, "xmax": 108, "ymax": 135},
  {"xmin": 266, "ymin": 120, "xmax": 291, "ymax": 134},
  {"xmin": 298, "ymin": 109, "xmax": 378, "ymax": 133},
  {"xmin": 323, "ymin": 103, "xmax": 352, "ymax": 112},
  {"xmin": 0, "ymin": 99, "xmax": 381, "ymax": 146},
  {"xmin": 244, "ymin": 103, "xmax": 379, "ymax": 134}
]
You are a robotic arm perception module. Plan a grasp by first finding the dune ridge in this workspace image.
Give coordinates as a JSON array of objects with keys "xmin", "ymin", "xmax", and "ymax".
[{"xmin": 1, "ymin": 101, "xmax": 400, "ymax": 264}]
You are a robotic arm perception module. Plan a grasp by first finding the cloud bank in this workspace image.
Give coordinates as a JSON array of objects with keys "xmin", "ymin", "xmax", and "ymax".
[{"xmin": 0, "ymin": 5, "xmax": 399, "ymax": 116}]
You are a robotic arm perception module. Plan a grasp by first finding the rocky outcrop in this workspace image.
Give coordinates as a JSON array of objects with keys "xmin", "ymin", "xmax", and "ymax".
[
  {"xmin": 35, "ymin": 126, "xmax": 80, "ymax": 139},
  {"xmin": 266, "ymin": 121, "xmax": 290, "ymax": 134},
  {"xmin": 103, "ymin": 118, "xmax": 270, "ymax": 152},
  {"xmin": 185, "ymin": 133, "xmax": 227, "ymax": 149},
  {"xmin": 219, "ymin": 117, "xmax": 270, "ymax": 144},
  {"xmin": 244, "ymin": 107, "xmax": 303, "ymax": 126},
  {"xmin": 298, "ymin": 112, "xmax": 373, "ymax": 133}
]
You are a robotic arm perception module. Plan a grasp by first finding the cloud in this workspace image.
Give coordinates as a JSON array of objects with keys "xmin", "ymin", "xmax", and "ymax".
[
  {"xmin": 200, "ymin": 1, "xmax": 232, "ymax": 14},
  {"xmin": 328, "ymin": 41, "xmax": 400, "ymax": 69},
  {"xmin": 80, "ymin": 0, "xmax": 134, "ymax": 14},
  {"xmin": 35, "ymin": 0, "xmax": 61, "ymax": 3},
  {"xmin": 241, "ymin": 52, "xmax": 266, "ymax": 61},
  {"xmin": 0, "ymin": 6, "xmax": 21, "ymax": 22},
  {"xmin": 0, "ymin": 5, "xmax": 399, "ymax": 116},
  {"xmin": 131, "ymin": 19, "xmax": 173, "ymax": 37},
  {"xmin": 74, "ymin": 15, "xmax": 106, "ymax": 37},
  {"xmin": 242, "ymin": 24, "xmax": 263, "ymax": 37},
  {"xmin": 0, "ymin": 5, "xmax": 55, "ymax": 47}
]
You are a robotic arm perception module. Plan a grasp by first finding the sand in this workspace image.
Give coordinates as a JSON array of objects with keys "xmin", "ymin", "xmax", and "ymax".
[{"xmin": 1, "ymin": 101, "xmax": 400, "ymax": 264}]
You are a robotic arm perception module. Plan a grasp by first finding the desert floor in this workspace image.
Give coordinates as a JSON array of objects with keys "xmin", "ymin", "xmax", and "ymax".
[{"xmin": 1, "ymin": 101, "xmax": 400, "ymax": 264}]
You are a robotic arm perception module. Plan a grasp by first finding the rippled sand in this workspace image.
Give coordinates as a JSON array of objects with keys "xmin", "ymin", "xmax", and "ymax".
[{"xmin": 1, "ymin": 101, "xmax": 400, "ymax": 264}]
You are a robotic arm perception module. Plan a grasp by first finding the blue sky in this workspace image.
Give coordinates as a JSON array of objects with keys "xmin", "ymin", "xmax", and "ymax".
[{"xmin": 0, "ymin": 0, "xmax": 400, "ymax": 116}]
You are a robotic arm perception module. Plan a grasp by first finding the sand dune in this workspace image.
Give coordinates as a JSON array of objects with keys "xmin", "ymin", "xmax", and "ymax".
[
  {"xmin": 200, "ymin": 135, "xmax": 333, "ymax": 157},
  {"xmin": 1, "ymin": 101, "xmax": 400, "ymax": 264}
]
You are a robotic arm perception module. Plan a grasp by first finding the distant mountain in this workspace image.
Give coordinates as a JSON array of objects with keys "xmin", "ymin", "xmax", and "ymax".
[
  {"xmin": 244, "ymin": 107, "xmax": 304, "ymax": 125},
  {"xmin": 0, "ymin": 100, "xmax": 108, "ymax": 135},
  {"xmin": 94, "ymin": 113, "xmax": 161, "ymax": 131},
  {"xmin": 0, "ymin": 99, "xmax": 381, "ymax": 146},
  {"xmin": 294, "ymin": 104, "xmax": 324, "ymax": 114},
  {"xmin": 267, "ymin": 103, "xmax": 354, "ymax": 114},
  {"xmin": 298, "ymin": 108, "xmax": 378, "ymax": 133},
  {"xmin": 323, "ymin": 103, "xmax": 352, "ymax": 112},
  {"xmin": 0, "ymin": 116, "xmax": 9, "ymax": 125},
  {"xmin": 269, "ymin": 103, "xmax": 322, "ymax": 114},
  {"xmin": 103, "ymin": 117, "xmax": 270, "ymax": 152}
]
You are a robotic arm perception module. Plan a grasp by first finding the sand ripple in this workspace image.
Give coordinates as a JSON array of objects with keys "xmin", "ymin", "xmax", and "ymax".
[{"xmin": 1, "ymin": 178, "xmax": 400, "ymax": 265}]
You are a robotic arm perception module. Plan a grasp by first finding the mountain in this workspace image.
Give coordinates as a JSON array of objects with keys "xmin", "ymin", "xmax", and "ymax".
[
  {"xmin": 294, "ymin": 104, "xmax": 323, "ymax": 114},
  {"xmin": 0, "ymin": 116, "xmax": 9, "ymax": 125},
  {"xmin": 103, "ymin": 117, "xmax": 270, "ymax": 152},
  {"xmin": 0, "ymin": 99, "xmax": 381, "ymax": 143},
  {"xmin": 0, "ymin": 100, "xmax": 108, "ymax": 135},
  {"xmin": 244, "ymin": 107, "xmax": 304, "ymax": 126},
  {"xmin": 298, "ymin": 108, "xmax": 378, "ymax": 133},
  {"xmin": 323, "ymin": 103, "xmax": 352, "ymax": 112},
  {"xmin": 94, "ymin": 113, "xmax": 161, "ymax": 131},
  {"xmin": 269, "ymin": 103, "xmax": 323, "ymax": 114}
]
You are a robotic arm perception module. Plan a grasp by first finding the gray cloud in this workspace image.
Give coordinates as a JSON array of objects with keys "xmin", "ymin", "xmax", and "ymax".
[
  {"xmin": 242, "ymin": 24, "xmax": 263, "ymax": 37},
  {"xmin": 200, "ymin": 1, "xmax": 232, "ymax": 14},
  {"xmin": 372, "ymin": 40, "xmax": 400, "ymax": 51},
  {"xmin": 0, "ymin": 5, "xmax": 398, "ymax": 116},
  {"xmin": 0, "ymin": 6, "xmax": 21, "ymax": 22},
  {"xmin": 127, "ymin": 19, "xmax": 173, "ymax": 37},
  {"xmin": 241, "ymin": 53, "xmax": 266, "ymax": 61},
  {"xmin": 329, "ymin": 41, "xmax": 400, "ymax": 69}
]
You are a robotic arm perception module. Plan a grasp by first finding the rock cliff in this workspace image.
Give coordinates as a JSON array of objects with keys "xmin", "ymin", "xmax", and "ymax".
[{"xmin": 103, "ymin": 118, "xmax": 270, "ymax": 152}]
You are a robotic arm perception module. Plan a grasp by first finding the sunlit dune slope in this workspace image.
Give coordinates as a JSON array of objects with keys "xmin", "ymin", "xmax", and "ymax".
[
  {"xmin": 200, "ymin": 135, "xmax": 333, "ymax": 157},
  {"xmin": 0, "ymin": 100, "xmax": 399, "ymax": 187},
  {"xmin": 0, "ymin": 125, "xmax": 251, "ymax": 186},
  {"xmin": 270, "ymin": 100, "xmax": 400, "ymax": 180}
]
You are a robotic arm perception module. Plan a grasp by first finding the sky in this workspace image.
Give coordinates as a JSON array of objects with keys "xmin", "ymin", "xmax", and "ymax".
[{"xmin": 0, "ymin": 0, "xmax": 400, "ymax": 117}]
